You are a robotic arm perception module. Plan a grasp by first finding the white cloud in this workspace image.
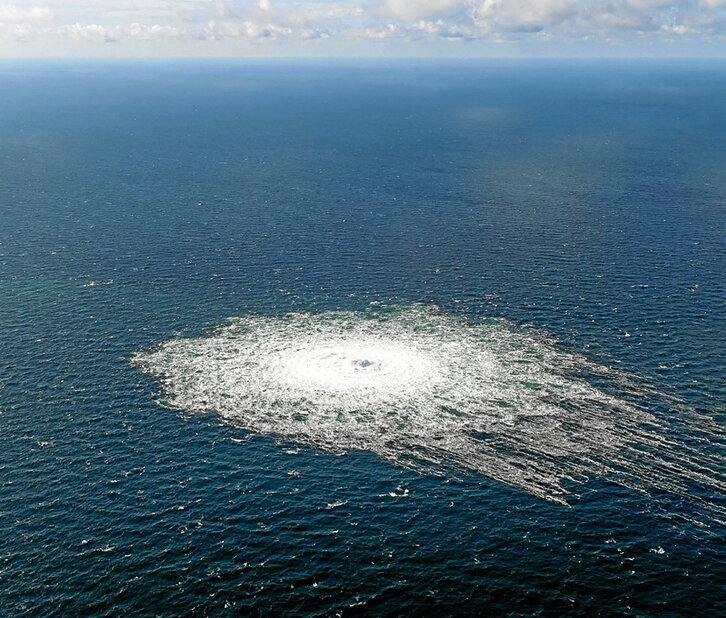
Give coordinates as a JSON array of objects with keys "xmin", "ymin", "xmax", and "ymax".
[
  {"xmin": 126, "ymin": 22, "xmax": 183, "ymax": 39},
  {"xmin": 203, "ymin": 18, "xmax": 292, "ymax": 39},
  {"xmin": 1, "ymin": 0, "xmax": 726, "ymax": 54},
  {"xmin": 378, "ymin": 0, "xmax": 467, "ymax": 21},
  {"xmin": 471, "ymin": 0, "xmax": 669, "ymax": 34},
  {"xmin": 0, "ymin": 4, "xmax": 53, "ymax": 22},
  {"xmin": 56, "ymin": 20, "xmax": 183, "ymax": 41},
  {"xmin": 59, "ymin": 22, "xmax": 113, "ymax": 41},
  {"xmin": 363, "ymin": 23, "xmax": 402, "ymax": 38}
]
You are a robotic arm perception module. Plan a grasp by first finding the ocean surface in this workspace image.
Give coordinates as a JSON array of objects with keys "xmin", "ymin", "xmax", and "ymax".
[{"xmin": 0, "ymin": 59, "xmax": 724, "ymax": 616}]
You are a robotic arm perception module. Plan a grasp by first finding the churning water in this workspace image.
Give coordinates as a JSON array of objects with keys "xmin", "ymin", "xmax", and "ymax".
[{"xmin": 135, "ymin": 303, "xmax": 724, "ymax": 520}]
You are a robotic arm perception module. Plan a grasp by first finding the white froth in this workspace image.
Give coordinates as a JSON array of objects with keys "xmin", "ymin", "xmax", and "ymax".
[
  {"xmin": 134, "ymin": 304, "xmax": 724, "ymax": 522},
  {"xmin": 273, "ymin": 340, "xmax": 438, "ymax": 394}
]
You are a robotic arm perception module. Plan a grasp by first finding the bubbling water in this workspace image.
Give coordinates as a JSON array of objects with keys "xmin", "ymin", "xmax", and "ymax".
[
  {"xmin": 134, "ymin": 304, "xmax": 724, "ymax": 521},
  {"xmin": 274, "ymin": 341, "xmax": 438, "ymax": 394}
]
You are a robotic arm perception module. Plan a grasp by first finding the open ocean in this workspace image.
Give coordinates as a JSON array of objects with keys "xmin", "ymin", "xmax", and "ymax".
[{"xmin": 1, "ymin": 59, "xmax": 724, "ymax": 616}]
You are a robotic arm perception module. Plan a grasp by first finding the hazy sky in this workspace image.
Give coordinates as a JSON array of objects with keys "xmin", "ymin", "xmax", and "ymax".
[{"xmin": 1, "ymin": 0, "xmax": 725, "ymax": 57}]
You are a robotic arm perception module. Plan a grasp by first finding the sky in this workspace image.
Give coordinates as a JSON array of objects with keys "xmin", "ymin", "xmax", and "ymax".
[{"xmin": 0, "ymin": 0, "xmax": 725, "ymax": 57}]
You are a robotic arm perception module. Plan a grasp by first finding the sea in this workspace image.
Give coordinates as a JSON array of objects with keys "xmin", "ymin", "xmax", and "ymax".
[{"xmin": 0, "ymin": 59, "xmax": 724, "ymax": 616}]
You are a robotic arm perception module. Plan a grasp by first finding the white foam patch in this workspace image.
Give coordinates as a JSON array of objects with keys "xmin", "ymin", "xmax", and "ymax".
[{"xmin": 133, "ymin": 304, "xmax": 724, "ymax": 521}]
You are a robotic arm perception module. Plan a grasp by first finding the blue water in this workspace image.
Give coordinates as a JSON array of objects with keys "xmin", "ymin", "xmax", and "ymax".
[{"xmin": 1, "ymin": 60, "xmax": 724, "ymax": 616}]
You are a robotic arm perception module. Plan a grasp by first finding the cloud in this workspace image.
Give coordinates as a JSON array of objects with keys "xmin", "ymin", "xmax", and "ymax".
[
  {"xmin": 470, "ymin": 0, "xmax": 679, "ymax": 34},
  {"xmin": 0, "ymin": 4, "xmax": 53, "ymax": 22},
  {"xmin": 1, "ymin": 0, "xmax": 726, "ymax": 53},
  {"xmin": 56, "ymin": 21, "xmax": 183, "ymax": 42},
  {"xmin": 203, "ymin": 18, "xmax": 292, "ymax": 39},
  {"xmin": 378, "ymin": 0, "xmax": 468, "ymax": 21},
  {"xmin": 0, "ymin": 3, "xmax": 52, "ymax": 40}
]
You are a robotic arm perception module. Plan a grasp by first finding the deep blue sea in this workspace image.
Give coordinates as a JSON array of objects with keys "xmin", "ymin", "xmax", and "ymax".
[{"xmin": 1, "ymin": 59, "xmax": 724, "ymax": 616}]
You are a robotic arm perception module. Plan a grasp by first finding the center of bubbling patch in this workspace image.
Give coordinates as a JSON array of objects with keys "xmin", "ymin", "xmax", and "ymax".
[
  {"xmin": 273, "ymin": 340, "xmax": 439, "ymax": 394},
  {"xmin": 133, "ymin": 303, "xmax": 724, "ymax": 522}
]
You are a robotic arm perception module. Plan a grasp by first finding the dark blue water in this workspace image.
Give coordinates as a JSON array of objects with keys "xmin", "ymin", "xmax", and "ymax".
[{"xmin": 1, "ymin": 60, "xmax": 724, "ymax": 616}]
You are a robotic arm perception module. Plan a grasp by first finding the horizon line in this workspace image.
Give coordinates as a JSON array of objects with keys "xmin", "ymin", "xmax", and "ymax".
[{"xmin": 1, "ymin": 55, "xmax": 725, "ymax": 62}]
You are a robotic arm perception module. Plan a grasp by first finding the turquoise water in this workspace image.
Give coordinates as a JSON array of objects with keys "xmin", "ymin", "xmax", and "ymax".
[{"xmin": 1, "ymin": 60, "xmax": 724, "ymax": 615}]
